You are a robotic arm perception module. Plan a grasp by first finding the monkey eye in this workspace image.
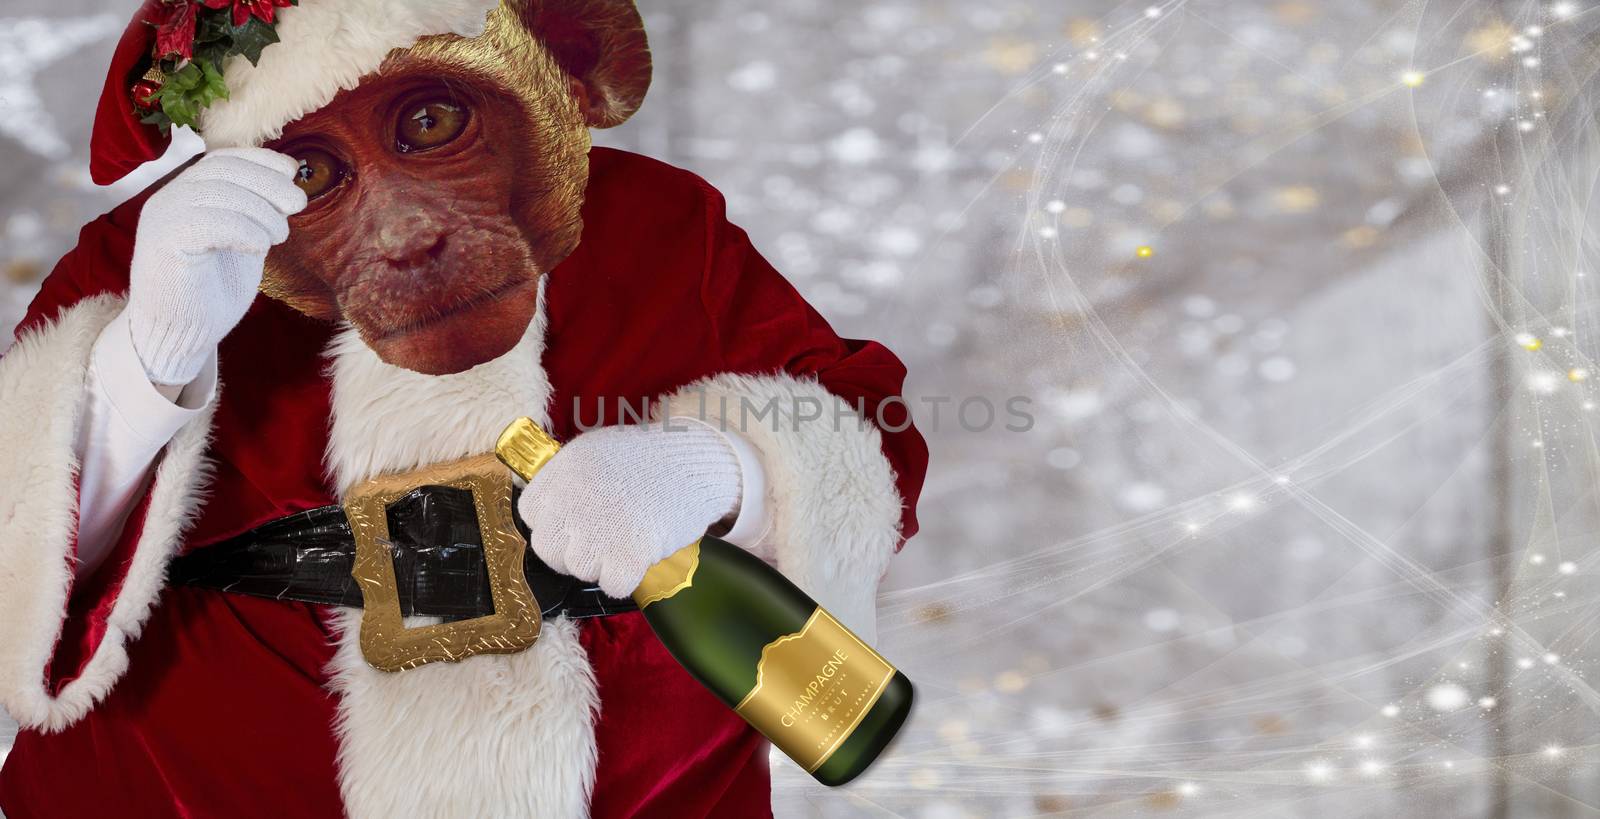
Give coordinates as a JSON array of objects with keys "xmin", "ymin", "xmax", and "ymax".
[
  {"xmin": 396, "ymin": 100, "xmax": 469, "ymax": 153},
  {"xmin": 293, "ymin": 148, "xmax": 348, "ymax": 201}
]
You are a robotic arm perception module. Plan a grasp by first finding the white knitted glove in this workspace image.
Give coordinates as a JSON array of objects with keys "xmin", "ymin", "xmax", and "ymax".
[
  {"xmin": 127, "ymin": 147, "xmax": 307, "ymax": 386},
  {"xmin": 517, "ymin": 422, "xmax": 743, "ymax": 598}
]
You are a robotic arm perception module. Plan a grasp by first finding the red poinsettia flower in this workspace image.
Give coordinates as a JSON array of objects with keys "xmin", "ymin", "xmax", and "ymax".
[
  {"xmin": 153, "ymin": 0, "xmax": 200, "ymax": 61},
  {"xmin": 201, "ymin": 0, "xmax": 294, "ymax": 27}
]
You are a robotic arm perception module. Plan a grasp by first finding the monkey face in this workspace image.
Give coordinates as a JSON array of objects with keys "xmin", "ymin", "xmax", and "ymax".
[{"xmin": 260, "ymin": 57, "xmax": 590, "ymax": 376}]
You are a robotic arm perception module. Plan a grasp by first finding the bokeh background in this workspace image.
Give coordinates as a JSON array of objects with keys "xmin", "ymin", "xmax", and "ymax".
[{"xmin": 6, "ymin": 1, "xmax": 1600, "ymax": 816}]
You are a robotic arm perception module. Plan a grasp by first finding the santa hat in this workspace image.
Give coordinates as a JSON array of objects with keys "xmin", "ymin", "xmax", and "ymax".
[{"xmin": 89, "ymin": 0, "xmax": 651, "ymax": 185}]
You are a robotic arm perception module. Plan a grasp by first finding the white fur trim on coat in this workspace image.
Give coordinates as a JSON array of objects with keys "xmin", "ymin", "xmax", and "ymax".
[
  {"xmin": 0, "ymin": 295, "xmax": 217, "ymax": 732},
  {"xmin": 323, "ymin": 285, "xmax": 599, "ymax": 819},
  {"xmin": 327, "ymin": 611, "xmax": 599, "ymax": 819},
  {"xmin": 199, "ymin": 0, "xmax": 500, "ymax": 150},
  {"xmin": 659, "ymin": 373, "xmax": 905, "ymax": 645}
]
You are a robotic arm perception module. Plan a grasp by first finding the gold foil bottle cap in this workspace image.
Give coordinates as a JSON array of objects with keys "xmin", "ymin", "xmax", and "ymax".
[{"xmin": 496, "ymin": 417, "xmax": 562, "ymax": 481}]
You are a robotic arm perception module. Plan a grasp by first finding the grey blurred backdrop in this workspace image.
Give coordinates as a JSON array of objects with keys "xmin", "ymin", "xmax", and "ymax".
[{"xmin": 6, "ymin": 1, "xmax": 1600, "ymax": 817}]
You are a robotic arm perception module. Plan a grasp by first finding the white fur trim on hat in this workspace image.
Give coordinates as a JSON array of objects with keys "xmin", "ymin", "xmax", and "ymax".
[{"xmin": 199, "ymin": 0, "xmax": 501, "ymax": 149}]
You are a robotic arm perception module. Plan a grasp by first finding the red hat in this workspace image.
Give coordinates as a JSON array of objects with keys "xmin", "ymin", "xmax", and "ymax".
[
  {"xmin": 90, "ymin": 1, "xmax": 170, "ymax": 185},
  {"xmin": 89, "ymin": 0, "xmax": 506, "ymax": 185},
  {"xmin": 89, "ymin": 0, "xmax": 653, "ymax": 187}
]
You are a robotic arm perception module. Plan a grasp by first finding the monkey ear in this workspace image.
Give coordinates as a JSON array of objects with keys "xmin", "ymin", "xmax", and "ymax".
[{"xmin": 523, "ymin": 0, "xmax": 652, "ymax": 128}]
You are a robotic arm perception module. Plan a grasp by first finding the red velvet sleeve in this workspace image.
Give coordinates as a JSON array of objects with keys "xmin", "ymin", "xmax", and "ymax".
[
  {"xmin": 692, "ymin": 178, "xmax": 928, "ymax": 544},
  {"xmin": 15, "ymin": 205, "xmax": 139, "ymax": 342},
  {"xmin": 6, "ymin": 202, "xmax": 143, "ymax": 694}
]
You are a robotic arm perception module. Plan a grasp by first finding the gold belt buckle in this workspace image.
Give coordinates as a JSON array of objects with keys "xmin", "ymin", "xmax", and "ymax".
[{"xmin": 344, "ymin": 452, "xmax": 545, "ymax": 673}]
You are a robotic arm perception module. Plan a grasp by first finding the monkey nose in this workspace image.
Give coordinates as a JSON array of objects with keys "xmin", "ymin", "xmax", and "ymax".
[{"xmin": 385, "ymin": 232, "xmax": 448, "ymax": 269}]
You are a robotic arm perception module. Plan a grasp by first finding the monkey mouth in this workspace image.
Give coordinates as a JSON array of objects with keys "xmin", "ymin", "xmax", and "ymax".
[{"xmin": 366, "ymin": 278, "xmax": 534, "ymax": 342}]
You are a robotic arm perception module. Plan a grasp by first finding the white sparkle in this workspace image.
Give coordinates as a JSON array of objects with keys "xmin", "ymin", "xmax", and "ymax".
[
  {"xmin": 828, "ymin": 127, "xmax": 884, "ymax": 164},
  {"xmin": 1527, "ymin": 371, "xmax": 1562, "ymax": 394},
  {"xmin": 1426, "ymin": 683, "xmax": 1471, "ymax": 712}
]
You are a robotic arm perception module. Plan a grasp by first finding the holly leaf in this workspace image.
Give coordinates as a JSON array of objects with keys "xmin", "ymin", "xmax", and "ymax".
[
  {"xmin": 161, "ymin": 92, "xmax": 199, "ymax": 128},
  {"xmin": 193, "ymin": 42, "xmax": 229, "ymax": 70},
  {"xmin": 230, "ymin": 17, "xmax": 281, "ymax": 65},
  {"xmin": 195, "ymin": 11, "xmax": 232, "ymax": 45},
  {"xmin": 140, "ymin": 108, "xmax": 176, "ymax": 137},
  {"xmin": 148, "ymin": 60, "xmax": 226, "ymax": 129},
  {"xmin": 196, "ymin": 57, "xmax": 231, "ymax": 106},
  {"xmin": 166, "ymin": 62, "xmax": 203, "ymax": 92}
]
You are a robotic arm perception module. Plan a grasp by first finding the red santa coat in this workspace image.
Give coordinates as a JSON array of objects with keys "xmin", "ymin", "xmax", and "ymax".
[{"xmin": 0, "ymin": 146, "xmax": 927, "ymax": 818}]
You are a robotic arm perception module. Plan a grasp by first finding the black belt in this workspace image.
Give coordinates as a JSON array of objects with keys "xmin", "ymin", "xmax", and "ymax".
[{"xmin": 168, "ymin": 486, "xmax": 638, "ymax": 622}]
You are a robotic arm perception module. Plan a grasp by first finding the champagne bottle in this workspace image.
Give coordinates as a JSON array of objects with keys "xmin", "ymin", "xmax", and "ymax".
[{"xmin": 497, "ymin": 419, "xmax": 914, "ymax": 786}]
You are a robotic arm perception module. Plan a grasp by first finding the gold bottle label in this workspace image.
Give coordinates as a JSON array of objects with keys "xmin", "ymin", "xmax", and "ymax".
[
  {"xmin": 736, "ymin": 608, "xmax": 897, "ymax": 772},
  {"xmin": 634, "ymin": 541, "xmax": 701, "ymax": 607}
]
